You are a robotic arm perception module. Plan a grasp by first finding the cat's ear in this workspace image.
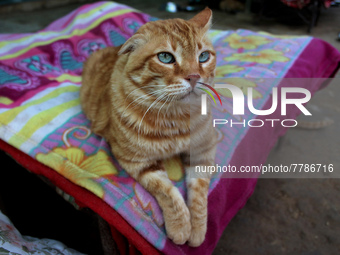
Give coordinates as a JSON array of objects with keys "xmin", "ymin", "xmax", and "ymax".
[
  {"xmin": 188, "ymin": 7, "xmax": 212, "ymax": 32},
  {"xmin": 118, "ymin": 34, "xmax": 147, "ymax": 55}
]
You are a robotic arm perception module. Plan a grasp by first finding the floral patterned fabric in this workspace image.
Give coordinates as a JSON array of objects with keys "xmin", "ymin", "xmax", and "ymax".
[{"xmin": 1, "ymin": 1, "xmax": 338, "ymax": 254}]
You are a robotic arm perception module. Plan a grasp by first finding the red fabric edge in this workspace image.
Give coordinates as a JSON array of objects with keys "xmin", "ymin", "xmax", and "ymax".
[
  {"xmin": 0, "ymin": 139, "xmax": 161, "ymax": 255},
  {"xmin": 110, "ymin": 225, "xmax": 128, "ymax": 255}
]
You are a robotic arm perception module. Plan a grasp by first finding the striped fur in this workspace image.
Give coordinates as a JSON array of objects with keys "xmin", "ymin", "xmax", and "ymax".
[{"xmin": 80, "ymin": 8, "xmax": 217, "ymax": 246}]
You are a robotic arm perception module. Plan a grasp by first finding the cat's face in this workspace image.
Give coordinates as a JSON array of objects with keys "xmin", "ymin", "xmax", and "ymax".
[{"xmin": 119, "ymin": 8, "xmax": 216, "ymax": 106}]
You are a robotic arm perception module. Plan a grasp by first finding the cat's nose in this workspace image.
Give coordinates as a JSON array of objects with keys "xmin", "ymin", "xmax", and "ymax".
[{"xmin": 185, "ymin": 74, "xmax": 201, "ymax": 88}]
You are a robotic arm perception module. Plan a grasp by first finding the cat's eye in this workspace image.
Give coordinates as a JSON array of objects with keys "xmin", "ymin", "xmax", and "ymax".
[
  {"xmin": 199, "ymin": 51, "xmax": 210, "ymax": 63},
  {"xmin": 157, "ymin": 52, "xmax": 175, "ymax": 64}
]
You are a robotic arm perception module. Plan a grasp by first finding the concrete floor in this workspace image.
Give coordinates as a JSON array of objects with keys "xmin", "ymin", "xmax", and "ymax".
[{"xmin": 0, "ymin": 1, "xmax": 339, "ymax": 254}]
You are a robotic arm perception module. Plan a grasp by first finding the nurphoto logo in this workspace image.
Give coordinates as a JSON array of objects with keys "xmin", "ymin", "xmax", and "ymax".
[{"xmin": 200, "ymin": 83, "xmax": 312, "ymax": 128}]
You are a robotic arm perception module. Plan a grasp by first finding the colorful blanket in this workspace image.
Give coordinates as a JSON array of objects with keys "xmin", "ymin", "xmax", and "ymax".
[{"xmin": 0, "ymin": 1, "xmax": 339, "ymax": 254}]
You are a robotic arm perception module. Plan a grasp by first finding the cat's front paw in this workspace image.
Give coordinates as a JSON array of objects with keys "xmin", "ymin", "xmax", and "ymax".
[
  {"xmin": 163, "ymin": 189, "xmax": 191, "ymax": 245},
  {"xmin": 165, "ymin": 208, "xmax": 191, "ymax": 245},
  {"xmin": 188, "ymin": 224, "xmax": 207, "ymax": 247}
]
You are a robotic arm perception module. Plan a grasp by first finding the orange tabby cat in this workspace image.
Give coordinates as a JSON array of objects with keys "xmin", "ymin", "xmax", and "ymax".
[{"xmin": 80, "ymin": 8, "xmax": 217, "ymax": 247}]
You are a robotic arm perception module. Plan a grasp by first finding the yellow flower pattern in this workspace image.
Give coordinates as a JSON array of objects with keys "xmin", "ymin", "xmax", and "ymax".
[
  {"xmin": 215, "ymin": 65, "xmax": 245, "ymax": 77},
  {"xmin": 0, "ymin": 96, "xmax": 13, "ymax": 105},
  {"xmin": 258, "ymin": 31, "xmax": 307, "ymax": 39},
  {"xmin": 224, "ymin": 49, "xmax": 289, "ymax": 64},
  {"xmin": 36, "ymin": 147, "xmax": 117, "ymax": 198},
  {"xmin": 163, "ymin": 156, "xmax": 184, "ymax": 181},
  {"xmin": 224, "ymin": 33, "xmax": 270, "ymax": 50}
]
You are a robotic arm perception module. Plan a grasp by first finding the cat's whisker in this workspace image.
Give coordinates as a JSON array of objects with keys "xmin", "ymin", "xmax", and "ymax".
[
  {"xmin": 167, "ymin": 90, "xmax": 188, "ymax": 95},
  {"xmin": 123, "ymin": 85, "xmax": 167, "ymax": 109},
  {"xmin": 165, "ymin": 94, "xmax": 178, "ymax": 115},
  {"xmin": 126, "ymin": 87, "xmax": 165, "ymax": 105},
  {"xmin": 123, "ymin": 84, "xmax": 187, "ymax": 113},
  {"xmin": 121, "ymin": 93, "xmax": 152, "ymax": 118},
  {"xmin": 166, "ymin": 87, "xmax": 188, "ymax": 91},
  {"xmin": 124, "ymin": 84, "xmax": 167, "ymax": 104},
  {"xmin": 131, "ymin": 89, "xmax": 169, "ymax": 107},
  {"xmin": 137, "ymin": 93, "xmax": 167, "ymax": 138},
  {"xmin": 166, "ymin": 84, "xmax": 186, "ymax": 88},
  {"xmin": 120, "ymin": 89, "xmax": 166, "ymax": 123},
  {"xmin": 157, "ymin": 94, "xmax": 171, "ymax": 120}
]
